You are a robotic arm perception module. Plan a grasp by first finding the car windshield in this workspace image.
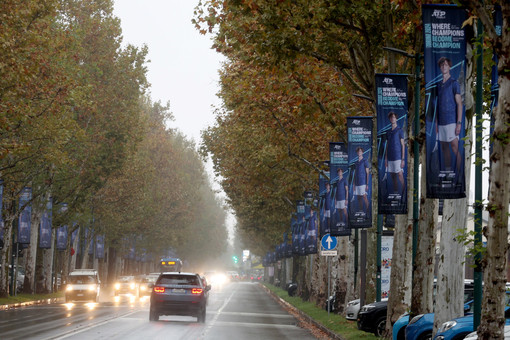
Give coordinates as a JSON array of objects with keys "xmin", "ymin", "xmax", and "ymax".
[
  {"xmin": 69, "ymin": 275, "xmax": 96, "ymax": 284},
  {"xmin": 158, "ymin": 275, "xmax": 199, "ymax": 286},
  {"xmin": 119, "ymin": 276, "xmax": 134, "ymax": 282}
]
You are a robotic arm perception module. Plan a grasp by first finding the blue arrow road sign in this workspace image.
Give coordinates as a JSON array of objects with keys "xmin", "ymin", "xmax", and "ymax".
[{"xmin": 321, "ymin": 234, "xmax": 337, "ymax": 250}]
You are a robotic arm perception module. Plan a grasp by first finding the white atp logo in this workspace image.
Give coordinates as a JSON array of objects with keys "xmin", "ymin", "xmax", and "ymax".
[
  {"xmin": 432, "ymin": 9, "xmax": 446, "ymax": 19},
  {"xmin": 383, "ymin": 78, "xmax": 393, "ymax": 85},
  {"xmin": 353, "ymin": 119, "xmax": 361, "ymax": 125}
]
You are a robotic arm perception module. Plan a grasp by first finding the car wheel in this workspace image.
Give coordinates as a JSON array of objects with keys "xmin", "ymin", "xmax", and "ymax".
[
  {"xmin": 397, "ymin": 327, "xmax": 406, "ymax": 340},
  {"xmin": 149, "ymin": 308, "xmax": 159, "ymax": 322},
  {"xmin": 197, "ymin": 308, "xmax": 206, "ymax": 323},
  {"xmin": 417, "ymin": 331, "xmax": 432, "ymax": 340},
  {"xmin": 374, "ymin": 316, "xmax": 387, "ymax": 337}
]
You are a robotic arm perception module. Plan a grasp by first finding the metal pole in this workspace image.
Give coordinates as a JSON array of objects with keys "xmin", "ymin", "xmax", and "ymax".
[
  {"xmin": 376, "ymin": 215, "xmax": 382, "ymax": 302},
  {"xmin": 473, "ymin": 18, "xmax": 484, "ymax": 330},
  {"xmin": 327, "ymin": 255, "xmax": 331, "ymax": 317},
  {"xmin": 354, "ymin": 229, "xmax": 358, "ymax": 290},
  {"xmin": 412, "ymin": 53, "xmax": 421, "ymax": 277}
]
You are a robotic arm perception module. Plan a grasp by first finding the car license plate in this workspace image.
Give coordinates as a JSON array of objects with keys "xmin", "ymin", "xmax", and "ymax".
[
  {"xmin": 172, "ymin": 289, "xmax": 185, "ymax": 294},
  {"xmin": 77, "ymin": 293, "xmax": 84, "ymax": 297}
]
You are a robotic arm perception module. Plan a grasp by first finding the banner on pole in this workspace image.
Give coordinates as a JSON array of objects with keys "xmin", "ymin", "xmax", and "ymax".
[
  {"xmin": 18, "ymin": 187, "xmax": 32, "ymax": 244},
  {"xmin": 347, "ymin": 117, "xmax": 373, "ymax": 228},
  {"xmin": 376, "ymin": 74, "xmax": 408, "ymax": 214},
  {"xmin": 330, "ymin": 142, "xmax": 351, "ymax": 236},
  {"xmin": 39, "ymin": 198, "xmax": 52, "ymax": 249},
  {"xmin": 423, "ymin": 4, "xmax": 467, "ymax": 198}
]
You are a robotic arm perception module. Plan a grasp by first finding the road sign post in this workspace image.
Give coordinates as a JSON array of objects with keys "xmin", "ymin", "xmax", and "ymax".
[{"xmin": 321, "ymin": 234, "xmax": 337, "ymax": 316}]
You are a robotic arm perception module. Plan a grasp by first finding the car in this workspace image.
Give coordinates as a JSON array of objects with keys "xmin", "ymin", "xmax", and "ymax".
[
  {"xmin": 357, "ymin": 299, "xmax": 389, "ymax": 336},
  {"xmin": 434, "ymin": 293, "xmax": 510, "ymax": 340},
  {"xmin": 464, "ymin": 325, "xmax": 510, "ymax": 340},
  {"xmin": 149, "ymin": 272, "xmax": 211, "ymax": 322},
  {"xmin": 395, "ymin": 280, "xmax": 474, "ymax": 340},
  {"xmin": 65, "ymin": 269, "xmax": 100, "ymax": 303},
  {"xmin": 346, "ymin": 299, "xmax": 361, "ymax": 321},
  {"xmin": 114, "ymin": 275, "xmax": 138, "ymax": 297},
  {"xmin": 434, "ymin": 307, "xmax": 510, "ymax": 340},
  {"xmin": 405, "ymin": 300, "xmax": 474, "ymax": 340},
  {"xmin": 138, "ymin": 274, "xmax": 159, "ymax": 297}
]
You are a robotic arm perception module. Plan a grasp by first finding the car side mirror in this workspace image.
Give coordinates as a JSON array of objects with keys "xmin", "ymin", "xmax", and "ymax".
[{"xmin": 206, "ymin": 284, "xmax": 211, "ymax": 291}]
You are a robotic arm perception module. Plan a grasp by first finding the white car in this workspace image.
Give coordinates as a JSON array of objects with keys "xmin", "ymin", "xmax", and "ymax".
[
  {"xmin": 346, "ymin": 299, "xmax": 360, "ymax": 320},
  {"xmin": 464, "ymin": 325, "xmax": 510, "ymax": 340},
  {"xmin": 65, "ymin": 269, "xmax": 100, "ymax": 302}
]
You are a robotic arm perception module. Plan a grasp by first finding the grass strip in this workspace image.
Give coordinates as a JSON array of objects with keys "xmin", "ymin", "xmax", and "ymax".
[
  {"xmin": 263, "ymin": 283, "xmax": 377, "ymax": 340},
  {"xmin": 0, "ymin": 292, "xmax": 64, "ymax": 306}
]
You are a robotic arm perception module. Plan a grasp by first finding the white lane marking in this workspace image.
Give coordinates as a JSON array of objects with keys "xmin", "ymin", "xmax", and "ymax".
[
  {"xmin": 217, "ymin": 311, "xmax": 294, "ymax": 319},
  {"xmin": 42, "ymin": 310, "xmax": 140, "ymax": 340},
  {"xmin": 200, "ymin": 286, "xmax": 238, "ymax": 339},
  {"xmin": 212, "ymin": 321, "xmax": 300, "ymax": 329}
]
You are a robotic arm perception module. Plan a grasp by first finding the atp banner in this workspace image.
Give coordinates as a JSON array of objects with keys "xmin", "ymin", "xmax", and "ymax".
[
  {"xmin": 319, "ymin": 170, "xmax": 330, "ymax": 237},
  {"xmin": 376, "ymin": 74, "xmax": 408, "ymax": 214},
  {"xmin": 291, "ymin": 216, "xmax": 299, "ymax": 254},
  {"xmin": 18, "ymin": 187, "xmax": 32, "ymax": 244},
  {"xmin": 347, "ymin": 117, "xmax": 373, "ymax": 228},
  {"xmin": 423, "ymin": 4, "xmax": 467, "ymax": 198},
  {"xmin": 305, "ymin": 211, "xmax": 318, "ymax": 254},
  {"xmin": 96, "ymin": 235, "xmax": 105, "ymax": 259},
  {"xmin": 39, "ymin": 197, "xmax": 53, "ymax": 249},
  {"xmin": 490, "ymin": 6, "xmax": 502, "ymax": 157},
  {"xmin": 329, "ymin": 142, "xmax": 351, "ymax": 236}
]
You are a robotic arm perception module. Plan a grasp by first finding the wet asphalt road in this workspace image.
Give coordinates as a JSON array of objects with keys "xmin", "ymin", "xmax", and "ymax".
[{"xmin": 0, "ymin": 282, "xmax": 317, "ymax": 340}]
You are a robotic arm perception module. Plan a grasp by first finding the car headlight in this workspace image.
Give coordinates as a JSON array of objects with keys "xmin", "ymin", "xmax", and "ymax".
[
  {"xmin": 114, "ymin": 283, "xmax": 120, "ymax": 290},
  {"xmin": 438, "ymin": 320, "xmax": 457, "ymax": 333},
  {"xmin": 360, "ymin": 305, "xmax": 376, "ymax": 312},
  {"xmin": 140, "ymin": 285, "xmax": 146, "ymax": 291},
  {"xmin": 88, "ymin": 284, "xmax": 97, "ymax": 291},
  {"xmin": 66, "ymin": 285, "xmax": 73, "ymax": 291},
  {"xmin": 348, "ymin": 300, "xmax": 360, "ymax": 307},
  {"xmin": 408, "ymin": 314, "xmax": 424, "ymax": 325},
  {"xmin": 130, "ymin": 283, "xmax": 135, "ymax": 289}
]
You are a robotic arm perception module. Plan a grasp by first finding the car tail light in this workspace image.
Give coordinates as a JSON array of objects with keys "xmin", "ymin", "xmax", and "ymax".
[
  {"xmin": 154, "ymin": 286, "xmax": 165, "ymax": 293},
  {"xmin": 191, "ymin": 288, "xmax": 203, "ymax": 295}
]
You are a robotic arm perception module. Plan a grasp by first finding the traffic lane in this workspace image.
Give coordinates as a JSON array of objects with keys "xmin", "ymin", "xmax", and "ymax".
[
  {"xmin": 0, "ymin": 294, "xmax": 147, "ymax": 340},
  {"xmin": 55, "ymin": 282, "xmax": 317, "ymax": 340},
  {"xmin": 203, "ymin": 282, "xmax": 317, "ymax": 340}
]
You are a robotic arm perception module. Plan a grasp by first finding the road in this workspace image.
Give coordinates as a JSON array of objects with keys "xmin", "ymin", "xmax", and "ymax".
[{"xmin": 0, "ymin": 282, "xmax": 318, "ymax": 340}]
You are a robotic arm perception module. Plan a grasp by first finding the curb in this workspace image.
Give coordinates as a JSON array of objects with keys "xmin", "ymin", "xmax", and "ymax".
[
  {"xmin": 0, "ymin": 297, "xmax": 64, "ymax": 311},
  {"xmin": 260, "ymin": 284, "xmax": 346, "ymax": 340}
]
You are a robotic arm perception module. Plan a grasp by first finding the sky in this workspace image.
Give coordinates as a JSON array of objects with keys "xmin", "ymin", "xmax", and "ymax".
[
  {"xmin": 112, "ymin": 0, "xmax": 223, "ymax": 143},
  {"xmin": 112, "ymin": 1, "xmax": 236, "ymax": 244}
]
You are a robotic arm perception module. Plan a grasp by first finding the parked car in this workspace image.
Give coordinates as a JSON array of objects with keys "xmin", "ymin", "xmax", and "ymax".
[
  {"xmin": 65, "ymin": 269, "xmax": 100, "ymax": 303},
  {"xmin": 434, "ymin": 307, "xmax": 510, "ymax": 340},
  {"xmin": 357, "ymin": 299, "xmax": 390, "ymax": 336},
  {"xmin": 346, "ymin": 299, "xmax": 361, "ymax": 321},
  {"xmin": 394, "ymin": 280, "xmax": 474, "ymax": 340},
  {"xmin": 149, "ymin": 272, "xmax": 210, "ymax": 322},
  {"xmin": 464, "ymin": 325, "xmax": 510, "ymax": 340}
]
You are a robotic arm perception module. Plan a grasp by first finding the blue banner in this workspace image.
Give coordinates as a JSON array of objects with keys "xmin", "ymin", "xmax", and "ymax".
[
  {"xmin": 305, "ymin": 211, "xmax": 318, "ymax": 254},
  {"xmin": 39, "ymin": 197, "xmax": 52, "ymax": 249},
  {"xmin": 18, "ymin": 187, "xmax": 32, "ymax": 244},
  {"xmin": 490, "ymin": 6, "xmax": 502, "ymax": 158},
  {"xmin": 291, "ymin": 216, "xmax": 299, "ymax": 254},
  {"xmin": 56, "ymin": 225, "xmax": 68, "ymax": 250},
  {"xmin": 319, "ymin": 170, "xmax": 330, "ymax": 237},
  {"xmin": 423, "ymin": 4, "xmax": 467, "ymax": 198},
  {"xmin": 347, "ymin": 117, "xmax": 373, "ymax": 228},
  {"xmin": 376, "ymin": 74, "xmax": 409, "ymax": 214},
  {"xmin": 71, "ymin": 226, "xmax": 79, "ymax": 254},
  {"xmin": 330, "ymin": 142, "xmax": 351, "ymax": 236}
]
